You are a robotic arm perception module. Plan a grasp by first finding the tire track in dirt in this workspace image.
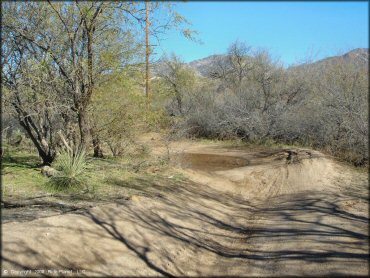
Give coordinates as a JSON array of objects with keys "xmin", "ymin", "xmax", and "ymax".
[
  {"xmin": 173, "ymin": 145, "xmax": 368, "ymax": 276},
  {"xmin": 2, "ymin": 139, "xmax": 368, "ymax": 276}
]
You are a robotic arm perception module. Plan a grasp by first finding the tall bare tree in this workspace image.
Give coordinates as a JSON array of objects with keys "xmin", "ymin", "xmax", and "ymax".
[{"xmin": 210, "ymin": 41, "xmax": 254, "ymax": 93}]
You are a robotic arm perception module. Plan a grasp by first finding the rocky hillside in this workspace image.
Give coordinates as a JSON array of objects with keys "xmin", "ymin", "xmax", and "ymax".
[
  {"xmin": 187, "ymin": 54, "xmax": 226, "ymax": 76},
  {"xmin": 152, "ymin": 48, "xmax": 368, "ymax": 77},
  {"xmin": 292, "ymin": 48, "xmax": 368, "ymax": 71}
]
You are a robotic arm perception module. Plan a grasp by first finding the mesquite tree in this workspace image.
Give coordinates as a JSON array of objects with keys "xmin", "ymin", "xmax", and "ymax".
[
  {"xmin": 2, "ymin": 1, "xmax": 195, "ymax": 162},
  {"xmin": 2, "ymin": 4, "xmax": 75, "ymax": 165},
  {"xmin": 2, "ymin": 2, "xmax": 141, "ymax": 159}
]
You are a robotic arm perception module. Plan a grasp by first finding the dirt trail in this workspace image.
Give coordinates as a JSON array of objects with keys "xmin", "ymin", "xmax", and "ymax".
[{"xmin": 2, "ymin": 135, "xmax": 368, "ymax": 276}]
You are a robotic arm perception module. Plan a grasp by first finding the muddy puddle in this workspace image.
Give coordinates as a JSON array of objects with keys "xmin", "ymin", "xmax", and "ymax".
[
  {"xmin": 174, "ymin": 149, "xmax": 314, "ymax": 172},
  {"xmin": 175, "ymin": 152, "xmax": 249, "ymax": 171}
]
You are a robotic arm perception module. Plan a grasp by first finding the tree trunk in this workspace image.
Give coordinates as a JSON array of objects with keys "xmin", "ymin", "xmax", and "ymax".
[
  {"xmin": 92, "ymin": 137, "xmax": 103, "ymax": 158},
  {"xmin": 39, "ymin": 152, "xmax": 56, "ymax": 166},
  {"xmin": 78, "ymin": 107, "xmax": 90, "ymax": 149},
  {"xmin": 14, "ymin": 104, "xmax": 56, "ymax": 166},
  {"xmin": 90, "ymin": 128, "xmax": 104, "ymax": 158},
  {"xmin": 175, "ymin": 91, "xmax": 183, "ymax": 115},
  {"xmin": 20, "ymin": 123, "xmax": 55, "ymax": 166}
]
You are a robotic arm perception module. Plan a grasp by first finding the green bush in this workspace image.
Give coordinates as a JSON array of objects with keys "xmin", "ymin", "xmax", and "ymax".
[{"xmin": 49, "ymin": 147, "xmax": 87, "ymax": 189}]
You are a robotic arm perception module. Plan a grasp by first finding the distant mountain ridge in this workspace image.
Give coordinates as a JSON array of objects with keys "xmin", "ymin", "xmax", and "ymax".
[
  {"xmin": 316, "ymin": 48, "xmax": 368, "ymax": 65},
  {"xmin": 152, "ymin": 48, "xmax": 368, "ymax": 77},
  {"xmin": 292, "ymin": 48, "xmax": 369, "ymax": 70},
  {"xmin": 188, "ymin": 54, "xmax": 226, "ymax": 76}
]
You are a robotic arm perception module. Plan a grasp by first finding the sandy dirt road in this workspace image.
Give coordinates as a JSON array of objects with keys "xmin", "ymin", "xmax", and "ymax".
[{"xmin": 2, "ymin": 139, "xmax": 368, "ymax": 276}]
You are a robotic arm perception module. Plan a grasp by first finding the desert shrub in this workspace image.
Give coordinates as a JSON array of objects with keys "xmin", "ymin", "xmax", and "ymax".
[
  {"xmin": 173, "ymin": 41, "xmax": 368, "ymax": 166},
  {"xmin": 89, "ymin": 70, "xmax": 146, "ymax": 157},
  {"xmin": 49, "ymin": 147, "xmax": 87, "ymax": 189},
  {"xmin": 145, "ymin": 109, "xmax": 173, "ymax": 130}
]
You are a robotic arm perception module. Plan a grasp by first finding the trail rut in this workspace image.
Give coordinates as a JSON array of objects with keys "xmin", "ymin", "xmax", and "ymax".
[{"xmin": 2, "ymin": 139, "xmax": 368, "ymax": 276}]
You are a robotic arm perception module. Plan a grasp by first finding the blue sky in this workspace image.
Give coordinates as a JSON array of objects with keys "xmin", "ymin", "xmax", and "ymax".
[{"xmin": 154, "ymin": 1, "xmax": 369, "ymax": 66}]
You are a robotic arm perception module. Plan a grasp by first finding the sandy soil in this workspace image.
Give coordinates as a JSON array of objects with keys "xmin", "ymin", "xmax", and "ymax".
[{"xmin": 2, "ymin": 135, "xmax": 368, "ymax": 276}]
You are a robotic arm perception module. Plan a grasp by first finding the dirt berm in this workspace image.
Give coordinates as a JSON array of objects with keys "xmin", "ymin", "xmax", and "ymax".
[{"xmin": 2, "ymin": 142, "xmax": 368, "ymax": 276}]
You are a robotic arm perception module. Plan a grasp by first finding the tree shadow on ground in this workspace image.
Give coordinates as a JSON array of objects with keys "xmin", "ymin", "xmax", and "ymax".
[
  {"xmin": 2, "ymin": 177, "xmax": 368, "ymax": 276},
  {"xmin": 2, "ymin": 153, "xmax": 41, "ymax": 169}
]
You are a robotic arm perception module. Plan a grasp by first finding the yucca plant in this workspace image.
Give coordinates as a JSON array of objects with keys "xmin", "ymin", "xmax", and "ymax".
[{"xmin": 49, "ymin": 146, "xmax": 87, "ymax": 189}]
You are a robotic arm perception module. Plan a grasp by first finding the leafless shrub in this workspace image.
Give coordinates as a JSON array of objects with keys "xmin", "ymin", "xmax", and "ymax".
[{"xmin": 175, "ymin": 41, "xmax": 368, "ymax": 166}]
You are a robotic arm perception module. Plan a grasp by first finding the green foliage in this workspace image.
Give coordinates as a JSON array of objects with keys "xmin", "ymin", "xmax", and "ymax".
[
  {"xmin": 90, "ymin": 69, "xmax": 147, "ymax": 156},
  {"xmin": 145, "ymin": 109, "xmax": 172, "ymax": 130},
  {"xmin": 49, "ymin": 147, "xmax": 88, "ymax": 190},
  {"xmin": 157, "ymin": 54, "xmax": 201, "ymax": 116}
]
